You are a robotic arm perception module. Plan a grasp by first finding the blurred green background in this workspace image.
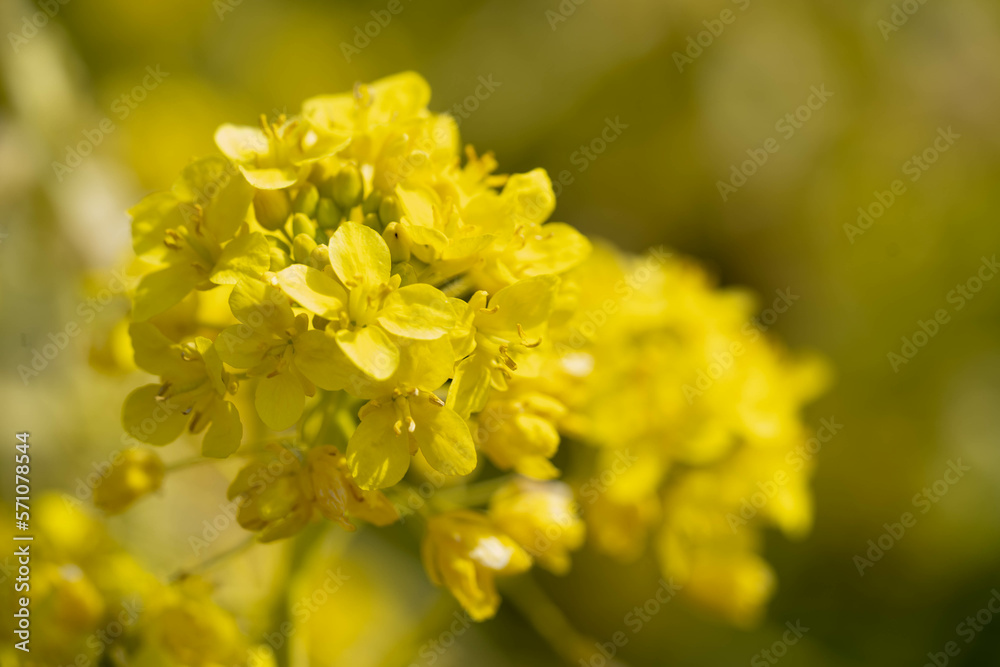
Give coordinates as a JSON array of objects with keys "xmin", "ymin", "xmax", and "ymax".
[{"xmin": 2, "ymin": 0, "xmax": 1000, "ymax": 664}]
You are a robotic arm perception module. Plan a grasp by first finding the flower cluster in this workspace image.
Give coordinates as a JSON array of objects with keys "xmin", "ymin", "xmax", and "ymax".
[
  {"xmin": 0, "ymin": 496, "xmax": 273, "ymax": 667},
  {"xmin": 102, "ymin": 72, "xmax": 827, "ymax": 645}
]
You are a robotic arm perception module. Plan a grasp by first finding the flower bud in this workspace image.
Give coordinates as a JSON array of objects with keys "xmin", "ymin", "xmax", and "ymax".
[
  {"xmin": 489, "ymin": 479, "xmax": 584, "ymax": 575},
  {"xmin": 293, "ymin": 233, "xmax": 318, "ymax": 264},
  {"xmin": 378, "ymin": 194, "xmax": 402, "ymax": 225},
  {"xmin": 362, "ymin": 212, "xmax": 383, "ymax": 234},
  {"xmin": 293, "ymin": 182, "xmax": 319, "ymax": 217},
  {"xmin": 93, "ymin": 448, "xmax": 165, "ymax": 515},
  {"xmin": 332, "ymin": 164, "xmax": 364, "ymax": 211},
  {"xmin": 362, "ymin": 191, "xmax": 382, "ymax": 216},
  {"xmin": 291, "ymin": 212, "xmax": 317, "ymax": 238},
  {"xmin": 316, "ymin": 197, "xmax": 342, "ymax": 230},
  {"xmin": 253, "ymin": 189, "xmax": 291, "ymax": 231},
  {"xmin": 382, "ymin": 222, "xmax": 411, "ymax": 262},
  {"xmin": 269, "ymin": 245, "xmax": 291, "ymax": 272}
]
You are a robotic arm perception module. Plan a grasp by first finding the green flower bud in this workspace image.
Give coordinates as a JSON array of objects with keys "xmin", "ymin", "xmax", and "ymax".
[
  {"xmin": 316, "ymin": 197, "xmax": 342, "ymax": 230},
  {"xmin": 362, "ymin": 213, "xmax": 384, "ymax": 234},
  {"xmin": 291, "ymin": 212, "xmax": 317, "ymax": 238},
  {"xmin": 391, "ymin": 261, "xmax": 419, "ymax": 287},
  {"xmin": 292, "ymin": 233, "xmax": 318, "ymax": 264},
  {"xmin": 378, "ymin": 195, "xmax": 402, "ymax": 225},
  {"xmin": 293, "ymin": 183, "xmax": 319, "ymax": 217},
  {"xmin": 362, "ymin": 191, "xmax": 382, "ymax": 215},
  {"xmin": 253, "ymin": 189, "xmax": 292, "ymax": 231},
  {"xmin": 333, "ymin": 164, "xmax": 364, "ymax": 211},
  {"xmin": 269, "ymin": 245, "xmax": 291, "ymax": 271},
  {"xmin": 310, "ymin": 245, "xmax": 331, "ymax": 270}
]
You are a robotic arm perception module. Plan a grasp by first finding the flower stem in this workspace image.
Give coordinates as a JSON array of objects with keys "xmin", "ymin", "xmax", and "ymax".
[{"xmin": 502, "ymin": 574, "xmax": 631, "ymax": 667}]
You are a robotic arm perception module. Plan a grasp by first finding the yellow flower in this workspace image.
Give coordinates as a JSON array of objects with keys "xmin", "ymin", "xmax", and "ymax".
[
  {"xmin": 128, "ymin": 157, "xmax": 260, "ymax": 321},
  {"xmin": 421, "ymin": 511, "xmax": 532, "ymax": 621},
  {"xmin": 122, "ymin": 322, "xmax": 243, "ymax": 457},
  {"xmin": 146, "ymin": 577, "xmax": 245, "ymax": 667},
  {"xmin": 305, "ymin": 445, "xmax": 399, "ymax": 530},
  {"xmin": 473, "ymin": 385, "xmax": 567, "ymax": 479},
  {"xmin": 228, "ymin": 444, "xmax": 398, "ymax": 541},
  {"xmin": 93, "ymin": 448, "xmax": 165, "ymax": 515},
  {"xmin": 346, "ymin": 338, "xmax": 476, "ymax": 490},
  {"xmin": 488, "ymin": 479, "xmax": 584, "ymax": 574}
]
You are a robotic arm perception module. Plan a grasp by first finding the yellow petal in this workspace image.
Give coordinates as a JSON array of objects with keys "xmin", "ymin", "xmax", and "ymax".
[
  {"xmin": 377, "ymin": 284, "xmax": 455, "ymax": 340},
  {"xmin": 121, "ymin": 385, "xmax": 189, "ymax": 445},
  {"xmin": 346, "ymin": 402, "xmax": 411, "ymax": 489},
  {"xmin": 202, "ymin": 401, "xmax": 243, "ymax": 458},
  {"xmin": 410, "ymin": 399, "xmax": 476, "ymax": 477},
  {"xmin": 328, "ymin": 222, "xmax": 391, "ymax": 288},
  {"xmin": 132, "ymin": 263, "xmax": 201, "ymax": 322},
  {"xmin": 293, "ymin": 330, "xmax": 353, "ymax": 391},
  {"xmin": 275, "ymin": 264, "xmax": 348, "ymax": 318},
  {"xmin": 255, "ymin": 372, "xmax": 304, "ymax": 431},
  {"xmin": 335, "ymin": 327, "xmax": 399, "ymax": 382},
  {"xmin": 475, "ymin": 275, "xmax": 559, "ymax": 340}
]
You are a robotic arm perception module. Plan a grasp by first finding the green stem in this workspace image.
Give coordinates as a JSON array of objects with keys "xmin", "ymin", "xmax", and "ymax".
[
  {"xmin": 163, "ymin": 456, "xmax": 213, "ymax": 473},
  {"xmin": 376, "ymin": 593, "xmax": 459, "ymax": 667},
  {"xmin": 169, "ymin": 536, "xmax": 255, "ymax": 582},
  {"xmin": 503, "ymin": 575, "xmax": 630, "ymax": 667}
]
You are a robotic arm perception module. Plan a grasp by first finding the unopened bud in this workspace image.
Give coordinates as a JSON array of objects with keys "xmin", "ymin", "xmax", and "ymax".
[
  {"xmin": 382, "ymin": 222, "xmax": 411, "ymax": 263},
  {"xmin": 293, "ymin": 183, "xmax": 319, "ymax": 217},
  {"xmin": 293, "ymin": 233, "xmax": 318, "ymax": 263},
  {"xmin": 291, "ymin": 212, "xmax": 317, "ymax": 238},
  {"xmin": 316, "ymin": 198, "xmax": 342, "ymax": 230},
  {"xmin": 378, "ymin": 195, "xmax": 402, "ymax": 225},
  {"xmin": 253, "ymin": 189, "xmax": 291, "ymax": 231},
  {"xmin": 332, "ymin": 164, "xmax": 364, "ymax": 211}
]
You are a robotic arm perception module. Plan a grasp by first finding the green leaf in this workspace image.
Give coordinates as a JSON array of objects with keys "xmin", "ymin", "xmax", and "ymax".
[
  {"xmin": 377, "ymin": 284, "xmax": 455, "ymax": 340},
  {"xmin": 210, "ymin": 232, "xmax": 271, "ymax": 285},
  {"xmin": 275, "ymin": 265, "xmax": 348, "ymax": 318},
  {"xmin": 202, "ymin": 401, "xmax": 243, "ymax": 458}
]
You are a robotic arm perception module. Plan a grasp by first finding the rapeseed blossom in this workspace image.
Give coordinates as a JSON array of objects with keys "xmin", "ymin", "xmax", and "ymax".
[{"xmin": 106, "ymin": 72, "xmax": 827, "ymax": 646}]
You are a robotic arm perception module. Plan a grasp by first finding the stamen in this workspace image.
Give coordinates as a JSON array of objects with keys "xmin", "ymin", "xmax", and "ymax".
[{"xmin": 517, "ymin": 323, "xmax": 542, "ymax": 348}]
